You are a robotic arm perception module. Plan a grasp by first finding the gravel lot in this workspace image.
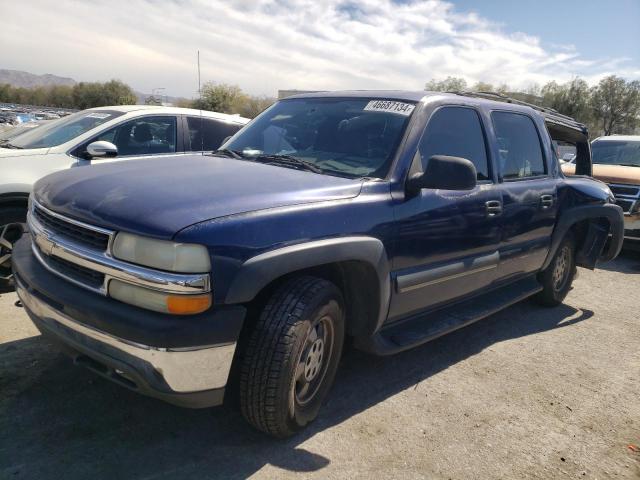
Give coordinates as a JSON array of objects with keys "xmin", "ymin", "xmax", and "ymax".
[{"xmin": 1, "ymin": 251, "xmax": 639, "ymax": 479}]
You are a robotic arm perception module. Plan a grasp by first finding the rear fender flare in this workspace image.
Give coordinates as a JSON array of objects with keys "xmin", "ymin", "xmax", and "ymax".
[{"xmin": 543, "ymin": 203, "xmax": 624, "ymax": 270}]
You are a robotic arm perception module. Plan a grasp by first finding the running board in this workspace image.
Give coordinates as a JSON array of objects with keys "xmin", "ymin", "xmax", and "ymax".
[{"xmin": 360, "ymin": 276, "xmax": 542, "ymax": 355}]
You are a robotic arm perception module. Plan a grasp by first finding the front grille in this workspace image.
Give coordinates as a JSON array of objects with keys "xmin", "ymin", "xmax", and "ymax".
[
  {"xmin": 610, "ymin": 185, "xmax": 640, "ymax": 197},
  {"xmin": 33, "ymin": 205, "xmax": 110, "ymax": 251},
  {"xmin": 44, "ymin": 254, "xmax": 105, "ymax": 289},
  {"xmin": 615, "ymin": 199, "xmax": 635, "ymax": 213},
  {"xmin": 608, "ymin": 183, "xmax": 640, "ymax": 214}
]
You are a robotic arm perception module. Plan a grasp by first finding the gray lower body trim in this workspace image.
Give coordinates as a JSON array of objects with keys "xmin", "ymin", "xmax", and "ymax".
[{"xmin": 396, "ymin": 251, "xmax": 499, "ymax": 294}]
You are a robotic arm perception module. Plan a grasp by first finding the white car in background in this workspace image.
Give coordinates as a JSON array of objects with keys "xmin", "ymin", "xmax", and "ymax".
[{"xmin": 0, "ymin": 105, "xmax": 250, "ymax": 290}]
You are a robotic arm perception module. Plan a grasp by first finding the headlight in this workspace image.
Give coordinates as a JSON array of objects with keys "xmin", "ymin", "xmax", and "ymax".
[
  {"xmin": 112, "ymin": 232, "xmax": 211, "ymax": 273},
  {"xmin": 109, "ymin": 279, "xmax": 211, "ymax": 315}
]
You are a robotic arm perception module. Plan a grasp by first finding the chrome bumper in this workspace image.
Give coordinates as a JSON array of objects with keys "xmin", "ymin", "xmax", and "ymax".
[{"xmin": 16, "ymin": 277, "xmax": 236, "ymax": 395}]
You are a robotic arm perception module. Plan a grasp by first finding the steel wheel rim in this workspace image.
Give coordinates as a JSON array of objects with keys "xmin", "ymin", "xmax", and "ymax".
[
  {"xmin": 552, "ymin": 245, "xmax": 571, "ymax": 292},
  {"xmin": 293, "ymin": 315, "xmax": 334, "ymax": 406}
]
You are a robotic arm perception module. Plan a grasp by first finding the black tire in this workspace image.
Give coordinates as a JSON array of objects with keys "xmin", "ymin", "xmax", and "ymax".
[
  {"xmin": 534, "ymin": 233, "xmax": 576, "ymax": 307},
  {"xmin": 0, "ymin": 207, "xmax": 27, "ymax": 293},
  {"xmin": 239, "ymin": 276, "xmax": 345, "ymax": 438}
]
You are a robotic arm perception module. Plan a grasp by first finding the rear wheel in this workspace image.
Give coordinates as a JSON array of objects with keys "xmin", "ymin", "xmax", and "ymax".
[
  {"xmin": 534, "ymin": 233, "xmax": 576, "ymax": 307},
  {"xmin": 239, "ymin": 276, "xmax": 345, "ymax": 438},
  {"xmin": 0, "ymin": 207, "xmax": 27, "ymax": 293}
]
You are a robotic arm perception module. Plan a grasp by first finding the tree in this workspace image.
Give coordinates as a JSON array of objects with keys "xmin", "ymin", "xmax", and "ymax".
[
  {"xmin": 425, "ymin": 76, "xmax": 468, "ymax": 92},
  {"xmin": 1, "ymin": 79, "xmax": 133, "ymax": 110},
  {"xmin": 48, "ymin": 85, "xmax": 74, "ymax": 108},
  {"xmin": 590, "ymin": 75, "xmax": 640, "ymax": 136},
  {"xmin": 174, "ymin": 97, "xmax": 195, "ymax": 108},
  {"xmin": 101, "ymin": 79, "xmax": 137, "ymax": 106},
  {"xmin": 471, "ymin": 81, "xmax": 495, "ymax": 92},
  {"xmin": 193, "ymin": 82, "xmax": 248, "ymax": 114},
  {"xmin": 69, "ymin": 80, "xmax": 136, "ymax": 109},
  {"xmin": 237, "ymin": 95, "xmax": 275, "ymax": 118},
  {"xmin": 541, "ymin": 77, "xmax": 591, "ymax": 121}
]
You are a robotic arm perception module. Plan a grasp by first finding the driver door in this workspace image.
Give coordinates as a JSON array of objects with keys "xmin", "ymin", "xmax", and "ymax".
[{"xmin": 389, "ymin": 106, "xmax": 502, "ymax": 322}]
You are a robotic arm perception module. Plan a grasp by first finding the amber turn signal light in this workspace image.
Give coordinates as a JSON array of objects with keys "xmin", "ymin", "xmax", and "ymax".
[{"xmin": 166, "ymin": 294, "xmax": 212, "ymax": 315}]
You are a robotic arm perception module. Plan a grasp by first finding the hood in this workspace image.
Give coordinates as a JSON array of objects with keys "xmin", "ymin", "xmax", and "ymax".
[
  {"xmin": 34, "ymin": 155, "xmax": 363, "ymax": 238},
  {"xmin": 0, "ymin": 147, "xmax": 50, "ymax": 158},
  {"xmin": 562, "ymin": 163, "xmax": 640, "ymax": 184}
]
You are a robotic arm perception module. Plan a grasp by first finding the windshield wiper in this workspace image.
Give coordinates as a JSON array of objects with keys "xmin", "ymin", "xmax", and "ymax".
[
  {"xmin": 616, "ymin": 163, "xmax": 640, "ymax": 168},
  {"xmin": 210, "ymin": 148, "xmax": 244, "ymax": 159},
  {"xmin": 253, "ymin": 154, "xmax": 323, "ymax": 174}
]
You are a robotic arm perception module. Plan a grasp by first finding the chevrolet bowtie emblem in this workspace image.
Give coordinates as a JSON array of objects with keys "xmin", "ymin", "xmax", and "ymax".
[{"xmin": 35, "ymin": 231, "xmax": 55, "ymax": 256}]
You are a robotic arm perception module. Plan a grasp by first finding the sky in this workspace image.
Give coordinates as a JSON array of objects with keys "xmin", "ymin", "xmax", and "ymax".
[{"xmin": 1, "ymin": 0, "xmax": 639, "ymax": 98}]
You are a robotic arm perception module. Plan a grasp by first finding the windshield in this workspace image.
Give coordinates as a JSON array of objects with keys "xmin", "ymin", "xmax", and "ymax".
[
  {"xmin": 592, "ymin": 140, "xmax": 640, "ymax": 167},
  {"xmin": 8, "ymin": 110, "xmax": 124, "ymax": 149},
  {"xmin": 222, "ymin": 97, "xmax": 416, "ymax": 178}
]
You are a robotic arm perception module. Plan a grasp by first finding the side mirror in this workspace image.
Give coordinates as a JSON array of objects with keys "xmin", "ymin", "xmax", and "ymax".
[
  {"xmin": 86, "ymin": 141, "xmax": 118, "ymax": 159},
  {"xmin": 407, "ymin": 155, "xmax": 477, "ymax": 194}
]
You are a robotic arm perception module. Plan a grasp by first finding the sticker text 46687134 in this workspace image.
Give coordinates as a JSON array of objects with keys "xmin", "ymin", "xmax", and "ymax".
[{"xmin": 364, "ymin": 100, "xmax": 416, "ymax": 116}]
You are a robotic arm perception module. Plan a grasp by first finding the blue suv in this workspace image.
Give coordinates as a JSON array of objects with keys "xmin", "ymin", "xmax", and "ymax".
[{"xmin": 12, "ymin": 91, "xmax": 624, "ymax": 437}]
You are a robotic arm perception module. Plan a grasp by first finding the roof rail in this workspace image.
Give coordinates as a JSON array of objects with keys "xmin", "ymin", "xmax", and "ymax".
[{"xmin": 447, "ymin": 90, "xmax": 587, "ymax": 133}]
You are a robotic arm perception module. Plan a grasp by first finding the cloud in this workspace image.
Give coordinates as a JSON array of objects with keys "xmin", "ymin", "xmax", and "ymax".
[{"xmin": 1, "ymin": 0, "xmax": 638, "ymax": 97}]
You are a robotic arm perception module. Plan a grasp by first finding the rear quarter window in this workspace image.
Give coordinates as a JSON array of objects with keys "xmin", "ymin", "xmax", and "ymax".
[
  {"xmin": 491, "ymin": 111, "xmax": 546, "ymax": 179},
  {"xmin": 186, "ymin": 117, "xmax": 244, "ymax": 151}
]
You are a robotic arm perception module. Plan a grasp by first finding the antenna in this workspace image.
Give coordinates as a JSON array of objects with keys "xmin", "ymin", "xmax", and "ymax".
[{"xmin": 197, "ymin": 50, "xmax": 204, "ymax": 153}]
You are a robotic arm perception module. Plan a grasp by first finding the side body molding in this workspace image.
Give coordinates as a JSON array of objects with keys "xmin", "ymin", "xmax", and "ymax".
[{"xmin": 225, "ymin": 236, "xmax": 391, "ymax": 330}]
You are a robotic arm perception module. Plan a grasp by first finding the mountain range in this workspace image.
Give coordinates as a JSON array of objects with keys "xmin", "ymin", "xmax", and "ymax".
[
  {"xmin": 0, "ymin": 69, "xmax": 188, "ymax": 104},
  {"xmin": 0, "ymin": 69, "xmax": 76, "ymax": 88}
]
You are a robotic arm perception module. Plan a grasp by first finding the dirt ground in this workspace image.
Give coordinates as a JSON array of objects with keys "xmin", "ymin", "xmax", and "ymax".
[{"xmin": 1, "ymin": 251, "xmax": 639, "ymax": 480}]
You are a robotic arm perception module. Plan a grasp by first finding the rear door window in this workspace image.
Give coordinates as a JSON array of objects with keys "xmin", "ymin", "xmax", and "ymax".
[
  {"xmin": 491, "ymin": 111, "xmax": 546, "ymax": 179},
  {"xmin": 419, "ymin": 106, "xmax": 491, "ymax": 181},
  {"xmin": 186, "ymin": 117, "xmax": 243, "ymax": 151}
]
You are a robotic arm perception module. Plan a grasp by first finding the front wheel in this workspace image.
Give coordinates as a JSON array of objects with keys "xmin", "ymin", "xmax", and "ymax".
[
  {"xmin": 239, "ymin": 276, "xmax": 345, "ymax": 438},
  {"xmin": 534, "ymin": 233, "xmax": 576, "ymax": 307}
]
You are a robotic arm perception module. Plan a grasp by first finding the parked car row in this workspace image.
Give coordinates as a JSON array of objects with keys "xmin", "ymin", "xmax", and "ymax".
[
  {"xmin": 6, "ymin": 91, "xmax": 624, "ymax": 437},
  {"xmin": 0, "ymin": 120, "xmax": 49, "ymax": 143},
  {"xmin": 0, "ymin": 103, "xmax": 74, "ymax": 125}
]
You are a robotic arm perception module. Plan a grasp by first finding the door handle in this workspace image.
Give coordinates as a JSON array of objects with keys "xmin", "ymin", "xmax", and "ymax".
[
  {"xmin": 540, "ymin": 195, "xmax": 554, "ymax": 209},
  {"xmin": 485, "ymin": 200, "xmax": 502, "ymax": 216}
]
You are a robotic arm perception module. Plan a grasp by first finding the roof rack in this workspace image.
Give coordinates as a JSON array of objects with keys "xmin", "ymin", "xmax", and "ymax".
[{"xmin": 447, "ymin": 90, "xmax": 587, "ymax": 133}]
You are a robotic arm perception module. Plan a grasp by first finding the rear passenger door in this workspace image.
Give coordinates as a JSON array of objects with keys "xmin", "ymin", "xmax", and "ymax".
[
  {"xmin": 491, "ymin": 111, "xmax": 558, "ymax": 279},
  {"xmin": 183, "ymin": 116, "xmax": 243, "ymax": 153}
]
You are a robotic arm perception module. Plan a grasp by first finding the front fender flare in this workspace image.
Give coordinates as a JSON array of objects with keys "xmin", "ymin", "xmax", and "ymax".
[{"xmin": 225, "ymin": 236, "xmax": 391, "ymax": 328}]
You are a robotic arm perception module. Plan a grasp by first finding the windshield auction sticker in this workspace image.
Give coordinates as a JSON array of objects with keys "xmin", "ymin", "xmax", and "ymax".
[
  {"xmin": 364, "ymin": 100, "xmax": 415, "ymax": 116},
  {"xmin": 85, "ymin": 113, "xmax": 111, "ymax": 119}
]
